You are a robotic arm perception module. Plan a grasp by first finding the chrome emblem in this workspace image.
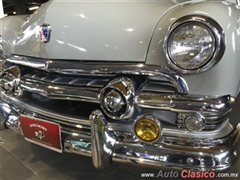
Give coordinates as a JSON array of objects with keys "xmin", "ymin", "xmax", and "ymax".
[
  {"xmin": 34, "ymin": 130, "xmax": 45, "ymax": 140},
  {"xmin": 39, "ymin": 24, "xmax": 52, "ymax": 43}
]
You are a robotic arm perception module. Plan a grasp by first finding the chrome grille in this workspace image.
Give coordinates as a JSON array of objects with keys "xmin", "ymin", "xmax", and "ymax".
[
  {"xmin": 1, "ymin": 55, "xmax": 234, "ymax": 132},
  {"xmin": 23, "ymin": 70, "xmax": 114, "ymax": 87}
]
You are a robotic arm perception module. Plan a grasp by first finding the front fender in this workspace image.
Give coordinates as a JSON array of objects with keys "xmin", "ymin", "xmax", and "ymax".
[
  {"xmin": 147, "ymin": 1, "xmax": 240, "ymax": 97},
  {"xmin": 0, "ymin": 15, "xmax": 29, "ymax": 57}
]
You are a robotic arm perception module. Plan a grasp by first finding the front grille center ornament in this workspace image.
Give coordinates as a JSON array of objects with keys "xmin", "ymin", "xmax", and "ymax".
[
  {"xmin": 100, "ymin": 77, "xmax": 136, "ymax": 120},
  {"xmin": 103, "ymin": 89, "xmax": 124, "ymax": 113},
  {"xmin": 39, "ymin": 24, "xmax": 52, "ymax": 43}
]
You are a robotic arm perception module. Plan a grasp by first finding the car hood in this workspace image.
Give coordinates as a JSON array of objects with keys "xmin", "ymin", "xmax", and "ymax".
[{"xmin": 5, "ymin": 0, "xmax": 192, "ymax": 62}]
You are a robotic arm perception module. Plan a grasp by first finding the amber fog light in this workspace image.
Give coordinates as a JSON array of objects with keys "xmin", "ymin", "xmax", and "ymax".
[{"xmin": 133, "ymin": 115, "xmax": 162, "ymax": 143}]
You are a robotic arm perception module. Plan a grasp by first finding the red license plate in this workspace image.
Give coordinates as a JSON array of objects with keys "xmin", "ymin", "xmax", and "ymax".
[{"xmin": 20, "ymin": 115, "xmax": 62, "ymax": 153}]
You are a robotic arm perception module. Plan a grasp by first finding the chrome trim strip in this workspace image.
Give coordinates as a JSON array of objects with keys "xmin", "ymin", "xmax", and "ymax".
[
  {"xmin": 5, "ymin": 55, "xmax": 189, "ymax": 94},
  {"xmin": 136, "ymin": 93, "xmax": 235, "ymax": 115},
  {"xmin": 0, "ymin": 102, "xmax": 11, "ymax": 130},
  {"xmin": 163, "ymin": 15, "xmax": 225, "ymax": 74},
  {"xmin": 237, "ymin": 0, "xmax": 240, "ymax": 6},
  {"xmin": 20, "ymin": 78, "xmax": 101, "ymax": 103},
  {"xmin": 6, "ymin": 56, "xmax": 47, "ymax": 70}
]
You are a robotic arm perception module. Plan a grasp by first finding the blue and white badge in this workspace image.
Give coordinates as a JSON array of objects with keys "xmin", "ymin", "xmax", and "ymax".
[{"xmin": 39, "ymin": 23, "xmax": 52, "ymax": 43}]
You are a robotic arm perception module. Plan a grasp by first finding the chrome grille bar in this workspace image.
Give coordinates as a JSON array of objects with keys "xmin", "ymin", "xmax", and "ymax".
[
  {"xmin": 136, "ymin": 92, "xmax": 235, "ymax": 116},
  {"xmin": 20, "ymin": 78, "xmax": 101, "ymax": 103},
  {"xmin": 5, "ymin": 55, "xmax": 189, "ymax": 94}
]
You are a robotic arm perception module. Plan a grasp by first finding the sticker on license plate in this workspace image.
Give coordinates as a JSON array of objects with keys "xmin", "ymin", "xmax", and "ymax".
[{"xmin": 20, "ymin": 115, "xmax": 62, "ymax": 153}]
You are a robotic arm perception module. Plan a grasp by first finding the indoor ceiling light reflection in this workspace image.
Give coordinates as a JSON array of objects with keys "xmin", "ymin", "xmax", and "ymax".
[
  {"xmin": 126, "ymin": 28, "xmax": 134, "ymax": 32},
  {"xmin": 29, "ymin": 6, "xmax": 39, "ymax": 11},
  {"xmin": 67, "ymin": 43, "xmax": 87, "ymax": 52},
  {"xmin": 228, "ymin": 7, "xmax": 232, "ymax": 16},
  {"xmin": 79, "ymin": 14, "xmax": 85, "ymax": 18},
  {"xmin": 56, "ymin": 40, "xmax": 64, "ymax": 44},
  {"xmin": 72, "ymin": 133, "xmax": 79, "ymax": 136},
  {"xmin": 194, "ymin": 11, "xmax": 209, "ymax": 16}
]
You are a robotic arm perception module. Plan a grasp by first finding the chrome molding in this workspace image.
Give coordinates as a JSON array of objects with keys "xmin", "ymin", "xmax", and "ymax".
[
  {"xmin": 163, "ymin": 15, "xmax": 225, "ymax": 74},
  {"xmin": 136, "ymin": 93, "xmax": 235, "ymax": 116},
  {"xmin": 5, "ymin": 55, "xmax": 189, "ymax": 94},
  {"xmin": 20, "ymin": 78, "xmax": 101, "ymax": 103},
  {"xmin": 237, "ymin": 0, "xmax": 240, "ymax": 6},
  {"xmin": 0, "ymin": 102, "xmax": 11, "ymax": 130}
]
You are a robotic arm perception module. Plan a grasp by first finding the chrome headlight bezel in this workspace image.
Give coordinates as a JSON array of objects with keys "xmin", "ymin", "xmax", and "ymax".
[{"xmin": 163, "ymin": 15, "xmax": 225, "ymax": 74}]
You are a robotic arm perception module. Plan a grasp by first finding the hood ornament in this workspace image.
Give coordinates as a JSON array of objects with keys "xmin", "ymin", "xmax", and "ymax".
[{"xmin": 39, "ymin": 23, "xmax": 52, "ymax": 43}]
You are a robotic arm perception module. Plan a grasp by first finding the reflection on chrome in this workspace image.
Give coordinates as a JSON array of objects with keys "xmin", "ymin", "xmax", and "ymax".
[
  {"xmin": 0, "ymin": 93, "xmax": 239, "ymax": 171},
  {"xmin": 89, "ymin": 110, "xmax": 117, "ymax": 169},
  {"xmin": 1, "ymin": 53, "xmax": 239, "ymax": 171},
  {"xmin": 5, "ymin": 55, "xmax": 189, "ymax": 94}
]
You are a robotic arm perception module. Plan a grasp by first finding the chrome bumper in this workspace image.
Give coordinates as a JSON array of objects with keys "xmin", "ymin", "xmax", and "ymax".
[
  {"xmin": 90, "ymin": 110, "xmax": 240, "ymax": 171},
  {"xmin": 1, "ymin": 103, "xmax": 239, "ymax": 171}
]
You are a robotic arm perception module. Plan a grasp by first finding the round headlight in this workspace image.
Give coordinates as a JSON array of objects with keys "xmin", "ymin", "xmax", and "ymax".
[
  {"xmin": 164, "ymin": 15, "xmax": 225, "ymax": 74},
  {"xmin": 168, "ymin": 22, "xmax": 215, "ymax": 69}
]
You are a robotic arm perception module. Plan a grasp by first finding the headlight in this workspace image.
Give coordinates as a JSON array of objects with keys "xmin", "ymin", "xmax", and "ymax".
[{"xmin": 164, "ymin": 15, "xmax": 225, "ymax": 74}]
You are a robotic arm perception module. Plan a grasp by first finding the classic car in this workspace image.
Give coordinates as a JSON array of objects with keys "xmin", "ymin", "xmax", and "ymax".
[{"xmin": 0, "ymin": 0, "xmax": 239, "ymax": 171}]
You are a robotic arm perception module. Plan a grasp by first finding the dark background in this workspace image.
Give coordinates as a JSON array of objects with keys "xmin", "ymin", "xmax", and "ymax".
[{"xmin": 2, "ymin": 0, "xmax": 49, "ymax": 16}]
